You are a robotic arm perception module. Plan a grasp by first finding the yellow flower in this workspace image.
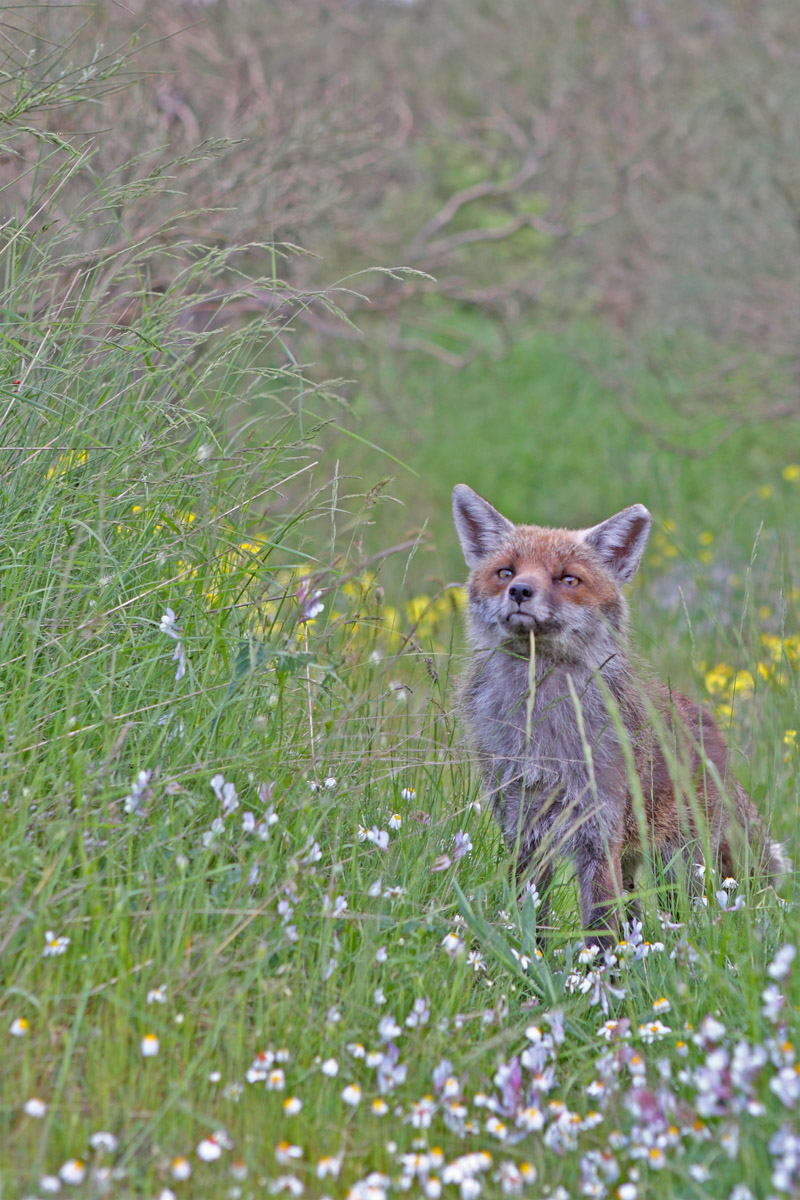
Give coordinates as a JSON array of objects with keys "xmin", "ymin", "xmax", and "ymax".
[
  {"xmin": 784, "ymin": 730, "xmax": 797, "ymax": 747},
  {"xmin": 782, "ymin": 463, "xmax": 800, "ymax": 483},
  {"xmin": 698, "ymin": 531, "xmax": 714, "ymax": 546},
  {"xmin": 704, "ymin": 664, "xmax": 731, "ymax": 694},
  {"xmin": 758, "ymin": 485, "xmax": 773, "ymax": 500}
]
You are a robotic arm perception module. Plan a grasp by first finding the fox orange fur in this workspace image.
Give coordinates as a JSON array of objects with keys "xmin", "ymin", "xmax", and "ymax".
[{"xmin": 453, "ymin": 484, "xmax": 785, "ymax": 945}]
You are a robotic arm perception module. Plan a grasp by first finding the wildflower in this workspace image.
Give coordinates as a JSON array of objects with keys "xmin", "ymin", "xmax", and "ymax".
[
  {"xmin": 40, "ymin": 1176, "xmax": 62, "ymax": 1193},
  {"xmin": 89, "ymin": 1132, "xmax": 118, "ymax": 1153},
  {"xmin": 147, "ymin": 985, "xmax": 167, "ymax": 1005},
  {"xmin": 320, "ymin": 1058, "xmax": 339, "ymax": 1077},
  {"xmin": 211, "ymin": 774, "xmax": 239, "ymax": 815},
  {"xmin": 762, "ymin": 985, "xmax": 785, "ymax": 1022},
  {"xmin": 267, "ymin": 1069, "xmax": 286, "ymax": 1091},
  {"xmin": 141, "ymin": 1034, "xmax": 160, "ymax": 1057},
  {"xmin": 378, "ymin": 1014, "xmax": 402, "ymax": 1041},
  {"xmin": 388, "ymin": 813, "xmax": 402, "ymax": 829},
  {"xmin": 638, "ymin": 1020, "xmax": 671, "ymax": 1043},
  {"xmin": 406, "ymin": 997, "xmax": 431, "ymax": 1027},
  {"xmin": 411, "ymin": 1097, "xmax": 437, "ymax": 1128},
  {"xmin": 768, "ymin": 944, "xmax": 796, "ymax": 981},
  {"xmin": 43, "ymin": 930, "xmax": 71, "ymax": 956},
  {"xmin": 782, "ymin": 463, "xmax": 800, "ymax": 483},
  {"xmin": 10, "ymin": 1017, "xmax": 29, "ymax": 1036},
  {"xmin": 170, "ymin": 1157, "xmax": 192, "ymax": 1179},
  {"xmin": 375, "ymin": 946, "xmax": 388, "ymax": 963},
  {"xmin": 441, "ymin": 932, "xmax": 464, "ymax": 956},
  {"xmin": 342, "ymin": 1082, "xmax": 362, "ymax": 1106},
  {"xmin": 159, "ymin": 608, "xmax": 180, "ymax": 637},
  {"xmin": 383, "ymin": 885, "xmax": 406, "ymax": 900},
  {"xmin": 652, "ymin": 997, "xmax": 671, "ymax": 1014},
  {"xmin": 317, "ymin": 1156, "xmax": 342, "ymax": 1179},
  {"xmin": 466, "ymin": 950, "xmax": 486, "ymax": 972},
  {"xmin": 60, "ymin": 1160, "xmax": 87, "ymax": 1185},
  {"xmin": 366, "ymin": 827, "xmax": 389, "ymax": 850},
  {"xmin": 269, "ymin": 1175, "xmax": 304, "ymax": 1196},
  {"xmin": 453, "ymin": 830, "xmax": 473, "ymax": 860},
  {"xmin": 23, "ymin": 1097, "xmax": 47, "ymax": 1118},
  {"xmin": 275, "ymin": 1142, "xmax": 303, "ymax": 1165},
  {"xmin": 123, "ymin": 768, "xmax": 153, "ymax": 814},
  {"xmin": 374, "ymin": 987, "xmax": 387, "ymax": 1006},
  {"xmin": 283, "ymin": 1096, "xmax": 303, "ymax": 1115},
  {"xmin": 400, "ymin": 787, "xmax": 416, "ymax": 800},
  {"xmin": 431, "ymin": 854, "xmax": 453, "ymax": 872},
  {"xmin": 197, "ymin": 1137, "xmax": 223, "ymax": 1162},
  {"xmin": 715, "ymin": 888, "xmax": 745, "ymax": 912},
  {"xmin": 372, "ymin": 1098, "xmax": 389, "ymax": 1115},
  {"xmin": 770, "ymin": 1066, "xmax": 800, "ymax": 1108}
]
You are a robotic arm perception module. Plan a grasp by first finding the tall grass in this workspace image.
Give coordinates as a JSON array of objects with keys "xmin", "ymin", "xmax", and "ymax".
[{"xmin": 2, "ymin": 35, "xmax": 800, "ymax": 1200}]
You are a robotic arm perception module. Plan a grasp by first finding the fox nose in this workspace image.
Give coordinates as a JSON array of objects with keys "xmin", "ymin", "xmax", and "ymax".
[{"xmin": 508, "ymin": 581, "xmax": 534, "ymax": 604}]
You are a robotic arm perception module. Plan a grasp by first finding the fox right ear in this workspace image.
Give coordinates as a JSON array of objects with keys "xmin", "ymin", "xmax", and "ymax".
[{"xmin": 452, "ymin": 485, "xmax": 515, "ymax": 567}]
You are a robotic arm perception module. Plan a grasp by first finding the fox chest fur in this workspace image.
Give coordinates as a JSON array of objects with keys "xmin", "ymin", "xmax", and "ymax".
[{"xmin": 462, "ymin": 648, "xmax": 628, "ymax": 859}]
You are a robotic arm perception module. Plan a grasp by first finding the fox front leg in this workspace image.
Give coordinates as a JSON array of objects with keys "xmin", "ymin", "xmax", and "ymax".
[{"xmin": 575, "ymin": 842, "xmax": 624, "ymax": 949}]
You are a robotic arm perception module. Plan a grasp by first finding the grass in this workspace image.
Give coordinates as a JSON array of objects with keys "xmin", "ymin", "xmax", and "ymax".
[{"xmin": 2, "ymin": 48, "xmax": 800, "ymax": 1200}]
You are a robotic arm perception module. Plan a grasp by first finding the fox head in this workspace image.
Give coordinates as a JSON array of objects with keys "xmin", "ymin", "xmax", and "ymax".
[{"xmin": 452, "ymin": 485, "xmax": 652, "ymax": 661}]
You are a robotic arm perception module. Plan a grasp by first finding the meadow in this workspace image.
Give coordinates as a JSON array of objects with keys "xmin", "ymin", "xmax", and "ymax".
[{"xmin": 3, "ymin": 9, "xmax": 800, "ymax": 1200}]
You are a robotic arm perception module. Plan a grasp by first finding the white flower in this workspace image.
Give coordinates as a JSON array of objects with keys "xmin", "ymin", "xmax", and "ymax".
[
  {"xmin": 378, "ymin": 1014, "xmax": 402, "ymax": 1041},
  {"xmin": 321, "ymin": 1058, "xmax": 339, "ymax": 1077},
  {"xmin": 60, "ymin": 1159, "xmax": 87, "ymax": 1185},
  {"xmin": 316, "ymin": 1156, "xmax": 342, "ymax": 1179},
  {"xmin": 441, "ymin": 932, "xmax": 464, "ymax": 956},
  {"xmin": 762, "ymin": 985, "xmax": 785, "ymax": 1022},
  {"xmin": 366, "ymin": 827, "xmax": 389, "ymax": 850},
  {"xmin": 342, "ymin": 1083, "xmax": 362, "ymax": 1106},
  {"xmin": 10, "ymin": 1017, "xmax": 29, "ymax": 1036},
  {"xmin": 23, "ymin": 1097, "xmax": 48, "ymax": 1118},
  {"xmin": 400, "ymin": 787, "xmax": 416, "ymax": 800},
  {"xmin": 638, "ymin": 1020, "xmax": 671, "ymax": 1043},
  {"xmin": 768, "ymin": 944, "xmax": 796, "ymax": 981},
  {"xmin": 141, "ymin": 1034, "xmax": 160, "ymax": 1057},
  {"xmin": 43, "ymin": 930, "xmax": 71, "ymax": 956},
  {"xmin": 159, "ymin": 608, "xmax": 180, "ymax": 638},
  {"xmin": 283, "ymin": 1097, "xmax": 303, "ymax": 1115},
  {"xmin": 388, "ymin": 813, "xmax": 402, "ymax": 829},
  {"xmin": 196, "ymin": 1137, "xmax": 222, "ymax": 1162},
  {"xmin": 147, "ymin": 985, "xmax": 167, "ymax": 1005},
  {"xmin": 89, "ymin": 1131, "xmax": 118, "ymax": 1153},
  {"xmin": 170, "ymin": 1157, "xmax": 192, "ymax": 1180}
]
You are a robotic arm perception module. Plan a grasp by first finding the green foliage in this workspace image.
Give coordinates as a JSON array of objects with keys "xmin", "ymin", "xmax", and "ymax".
[{"xmin": 1, "ymin": 18, "xmax": 799, "ymax": 1200}]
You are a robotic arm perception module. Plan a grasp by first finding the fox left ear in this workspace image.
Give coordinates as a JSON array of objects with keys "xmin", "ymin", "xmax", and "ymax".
[{"xmin": 582, "ymin": 504, "xmax": 652, "ymax": 582}]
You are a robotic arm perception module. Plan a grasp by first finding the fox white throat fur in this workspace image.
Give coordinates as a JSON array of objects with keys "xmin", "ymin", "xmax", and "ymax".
[{"xmin": 452, "ymin": 484, "xmax": 786, "ymax": 946}]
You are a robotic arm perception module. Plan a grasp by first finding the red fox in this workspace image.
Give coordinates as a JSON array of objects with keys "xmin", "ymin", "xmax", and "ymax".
[{"xmin": 453, "ymin": 484, "xmax": 786, "ymax": 945}]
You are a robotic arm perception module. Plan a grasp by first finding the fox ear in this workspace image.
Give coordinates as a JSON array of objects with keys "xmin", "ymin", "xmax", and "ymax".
[
  {"xmin": 452, "ymin": 485, "xmax": 515, "ymax": 567},
  {"xmin": 582, "ymin": 504, "xmax": 652, "ymax": 582}
]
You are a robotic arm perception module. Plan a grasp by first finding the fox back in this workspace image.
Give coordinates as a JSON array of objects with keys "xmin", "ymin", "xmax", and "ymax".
[{"xmin": 452, "ymin": 484, "xmax": 784, "ymax": 944}]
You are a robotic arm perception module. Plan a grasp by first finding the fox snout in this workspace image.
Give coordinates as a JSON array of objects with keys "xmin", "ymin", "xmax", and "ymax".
[{"xmin": 503, "ymin": 575, "xmax": 559, "ymax": 633}]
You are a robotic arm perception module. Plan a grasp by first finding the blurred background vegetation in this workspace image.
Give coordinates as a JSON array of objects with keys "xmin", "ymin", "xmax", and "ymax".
[{"xmin": 3, "ymin": 0, "xmax": 799, "ymax": 586}]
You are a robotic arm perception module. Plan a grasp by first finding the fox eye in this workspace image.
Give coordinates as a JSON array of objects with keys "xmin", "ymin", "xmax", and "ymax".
[
  {"xmin": 497, "ymin": 567, "xmax": 514, "ymax": 580},
  {"xmin": 560, "ymin": 574, "xmax": 581, "ymax": 587}
]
